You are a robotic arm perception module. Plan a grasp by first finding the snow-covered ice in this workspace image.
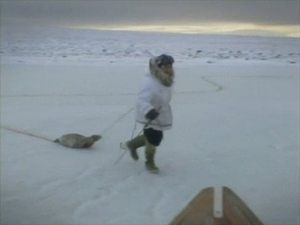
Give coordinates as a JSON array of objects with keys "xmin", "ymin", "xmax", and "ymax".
[{"xmin": 1, "ymin": 27, "xmax": 299, "ymax": 225}]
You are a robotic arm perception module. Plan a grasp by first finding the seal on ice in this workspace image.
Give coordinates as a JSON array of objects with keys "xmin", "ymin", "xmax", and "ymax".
[{"xmin": 54, "ymin": 133, "xmax": 102, "ymax": 148}]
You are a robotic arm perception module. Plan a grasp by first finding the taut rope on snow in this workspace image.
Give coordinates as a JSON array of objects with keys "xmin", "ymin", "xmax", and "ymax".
[
  {"xmin": 113, "ymin": 122, "xmax": 140, "ymax": 165},
  {"xmin": 114, "ymin": 119, "xmax": 152, "ymax": 165},
  {"xmin": 1, "ymin": 106, "xmax": 136, "ymax": 146},
  {"xmin": 101, "ymin": 107, "xmax": 135, "ymax": 136},
  {"xmin": 1, "ymin": 126, "xmax": 54, "ymax": 142}
]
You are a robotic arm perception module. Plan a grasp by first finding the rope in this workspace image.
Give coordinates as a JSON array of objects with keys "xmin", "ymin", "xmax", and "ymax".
[
  {"xmin": 101, "ymin": 106, "xmax": 135, "ymax": 136},
  {"xmin": 1, "ymin": 106, "xmax": 135, "ymax": 148},
  {"xmin": 113, "ymin": 122, "xmax": 139, "ymax": 165},
  {"xmin": 1, "ymin": 126, "xmax": 53, "ymax": 142},
  {"xmin": 113, "ymin": 120, "xmax": 151, "ymax": 165}
]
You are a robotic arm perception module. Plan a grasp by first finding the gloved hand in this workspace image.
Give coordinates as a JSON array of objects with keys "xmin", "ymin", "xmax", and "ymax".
[{"xmin": 145, "ymin": 109, "xmax": 159, "ymax": 120}]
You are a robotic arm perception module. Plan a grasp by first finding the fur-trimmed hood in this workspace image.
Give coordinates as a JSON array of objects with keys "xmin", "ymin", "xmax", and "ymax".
[{"xmin": 149, "ymin": 57, "xmax": 174, "ymax": 87}]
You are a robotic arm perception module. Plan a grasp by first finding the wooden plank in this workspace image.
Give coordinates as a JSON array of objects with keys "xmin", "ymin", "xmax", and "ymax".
[{"xmin": 168, "ymin": 186, "xmax": 264, "ymax": 225}]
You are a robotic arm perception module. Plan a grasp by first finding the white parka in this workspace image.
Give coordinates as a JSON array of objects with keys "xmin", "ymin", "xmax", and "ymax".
[{"xmin": 136, "ymin": 58, "xmax": 174, "ymax": 131}]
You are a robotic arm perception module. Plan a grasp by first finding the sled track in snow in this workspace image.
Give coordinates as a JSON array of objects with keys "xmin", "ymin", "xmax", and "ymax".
[{"xmin": 201, "ymin": 76, "xmax": 224, "ymax": 92}]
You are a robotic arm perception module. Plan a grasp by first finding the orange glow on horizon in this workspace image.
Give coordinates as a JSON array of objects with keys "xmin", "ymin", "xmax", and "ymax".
[{"xmin": 67, "ymin": 22, "xmax": 300, "ymax": 38}]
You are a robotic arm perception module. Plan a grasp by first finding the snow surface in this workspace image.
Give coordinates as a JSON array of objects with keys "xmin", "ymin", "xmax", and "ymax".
[{"xmin": 1, "ymin": 27, "xmax": 300, "ymax": 225}]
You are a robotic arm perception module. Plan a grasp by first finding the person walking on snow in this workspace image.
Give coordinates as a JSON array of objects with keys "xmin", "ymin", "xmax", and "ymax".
[{"xmin": 121, "ymin": 54, "xmax": 175, "ymax": 173}]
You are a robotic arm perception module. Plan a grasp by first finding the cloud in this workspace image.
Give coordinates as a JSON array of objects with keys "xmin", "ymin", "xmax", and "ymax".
[
  {"xmin": 1, "ymin": 0, "xmax": 299, "ymax": 38},
  {"xmin": 1, "ymin": 0, "xmax": 299, "ymax": 27}
]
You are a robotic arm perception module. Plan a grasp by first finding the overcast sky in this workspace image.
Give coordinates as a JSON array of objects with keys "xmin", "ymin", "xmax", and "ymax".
[{"xmin": 1, "ymin": 0, "xmax": 299, "ymax": 37}]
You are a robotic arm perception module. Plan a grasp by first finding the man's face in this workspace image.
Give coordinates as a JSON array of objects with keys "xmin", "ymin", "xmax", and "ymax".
[{"xmin": 160, "ymin": 64, "xmax": 174, "ymax": 76}]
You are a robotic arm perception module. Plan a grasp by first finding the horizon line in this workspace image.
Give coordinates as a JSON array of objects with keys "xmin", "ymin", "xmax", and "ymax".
[{"xmin": 67, "ymin": 23, "xmax": 300, "ymax": 38}]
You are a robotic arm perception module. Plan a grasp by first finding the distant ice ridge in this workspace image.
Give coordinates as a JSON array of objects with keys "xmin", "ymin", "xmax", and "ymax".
[{"xmin": 1, "ymin": 26, "xmax": 299, "ymax": 65}]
